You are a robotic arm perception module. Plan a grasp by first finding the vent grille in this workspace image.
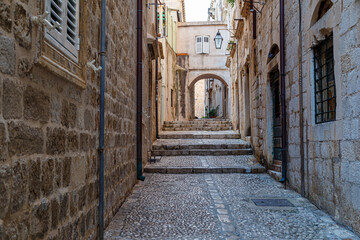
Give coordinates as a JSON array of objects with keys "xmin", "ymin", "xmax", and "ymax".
[
  {"xmin": 50, "ymin": 0, "xmax": 63, "ymax": 32},
  {"xmin": 66, "ymin": 0, "xmax": 77, "ymax": 45}
]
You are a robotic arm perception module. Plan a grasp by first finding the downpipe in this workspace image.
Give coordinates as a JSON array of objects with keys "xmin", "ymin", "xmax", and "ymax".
[
  {"xmin": 137, "ymin": 0, "xmax": 145, "ymax": 181},
  {"xmin": 279, "ymin": 0, "xmax": 287, "ymax": 183},
  {"xmin": 155, "ymin": 0, "xmax": 160, "ymax": 139},
  {"xmin": 98, "ymin": 0, "xmax": 106, "ymax": 238},
  {"xmin": 298, "ymin": 0, "xmax": 305, "ymax": 196}
]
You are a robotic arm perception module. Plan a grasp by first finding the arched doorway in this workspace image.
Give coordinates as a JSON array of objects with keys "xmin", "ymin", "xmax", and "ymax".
[{"xmin": 189, "ymin": 74, "xmax": 229, "ymax": 119}]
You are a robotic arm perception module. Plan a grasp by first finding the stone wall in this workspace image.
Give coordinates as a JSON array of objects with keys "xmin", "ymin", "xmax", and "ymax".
[
  {"xmin": 194, "ymin": 80, "xmax": 205, "ymax": 118},
  {"xmin": 0, "ymin": 0, "xmax": 155, "ymax": 239},
  {"xmin": 227, "ymin": 0, "xmax": 360, "ymax": 235}
]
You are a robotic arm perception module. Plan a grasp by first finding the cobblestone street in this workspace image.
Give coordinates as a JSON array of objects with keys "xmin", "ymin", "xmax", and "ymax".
[{"xmin": 105, "ymin": 172, "xmax": 359, "ymax": 240}]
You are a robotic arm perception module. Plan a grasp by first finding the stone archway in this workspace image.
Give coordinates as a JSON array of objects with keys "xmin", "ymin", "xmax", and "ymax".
[{"xmin": 188, "ymin": 74, "xmax": 229, "ymax": 119}]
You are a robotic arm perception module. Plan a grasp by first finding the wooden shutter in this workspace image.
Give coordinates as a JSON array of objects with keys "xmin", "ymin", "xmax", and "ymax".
[
  {"xmin": 45, "ymin": 0, "xmax": 79, "ymax": 62},
  {"xmin": 196, "ymin": 36, "xmax": 203, "ymax": 54},
  {"xmin": 203, "ymin": 36, "xmax": 210, "ymax": 54}
]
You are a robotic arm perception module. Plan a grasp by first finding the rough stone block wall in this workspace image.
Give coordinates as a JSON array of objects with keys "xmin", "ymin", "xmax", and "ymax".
[
  {"xmin": 0, "ymin": 0, "xmax": 152, "ymax": 238},
  {"xmin": 242, "ymin": 0, "xmax": 360, "ymax": 234}
]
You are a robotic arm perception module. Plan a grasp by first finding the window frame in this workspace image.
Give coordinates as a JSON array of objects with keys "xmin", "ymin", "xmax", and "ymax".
[
  {"xmin": 313, "ymin": 33, "xmax": 336, "ymax": 124},
  {"xmin": 37, "ymin": 0, "xmax": 86, "ymax": 88},
  {"xmin": 45, "ymin": 0, "xmax": 80, "ymax": 62},
  {"xmin": 195, "ymin": 35, "xmax": 210, "ymax": 54}
]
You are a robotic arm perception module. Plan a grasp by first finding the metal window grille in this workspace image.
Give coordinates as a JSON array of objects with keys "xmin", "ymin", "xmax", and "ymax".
[{"xmin": 313, "ymin": 34, "xmax": 336, "ymax": 124}]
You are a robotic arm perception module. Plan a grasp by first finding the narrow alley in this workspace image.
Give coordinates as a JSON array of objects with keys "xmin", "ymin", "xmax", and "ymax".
[
  {"xmin": 0, "ymin": 0, "xmax": 360, "ymax": 239},
  {"xmin": 105, "ymin": 120, "xmax": 358, "ymax": 239}
]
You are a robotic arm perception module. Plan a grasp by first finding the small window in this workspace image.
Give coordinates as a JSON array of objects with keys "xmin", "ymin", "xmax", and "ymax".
[
  {"xmin": 195, "ymin": 36, "xmax": 210, "ymax": 54},
  {"xmin": 196, "ymin": 36, "xmax": 203, "ymax": 54},
  {"xmin": 45, "ymin": 0, "xmax": 80, "ymax": 62},
  {"xmin": 203, "ymin": 36, "xmax": 210, "ymax": 53},
  {"xmin": 313, "ymin": 34, "xmax": 336, "ymax": 124}
]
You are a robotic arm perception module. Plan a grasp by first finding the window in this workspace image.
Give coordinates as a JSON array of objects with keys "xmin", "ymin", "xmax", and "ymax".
[
  {"xmin": 195, "ymin": 36, "xmax": 210, "ymax": 54},
  {"xmin": 313, "ymin": 34, "xmax": 336, "ymax": 124},
  {"xmin": 38, "ymin": 0, "xmax": 85, "ymax": 88},
  {"xmin": 45, "ymin": 0, "xmax": 79, "ymax": 62}
]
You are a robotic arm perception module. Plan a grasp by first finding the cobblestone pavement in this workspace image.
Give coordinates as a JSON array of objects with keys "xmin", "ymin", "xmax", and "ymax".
[
  {"xmin": 105, "ymin": 173, "xmax": 359, "ymax": 240},
  {"xmin": 146, "ymin": 155, "xmax": 260, "ymax": 168}
]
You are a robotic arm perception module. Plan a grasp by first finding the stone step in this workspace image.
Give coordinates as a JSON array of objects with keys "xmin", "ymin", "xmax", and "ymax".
[
  {"xmin": 162, "ymin": 126, "xmax": 233, "ymax": 131},
  {"xmin": 273, "ymin": 160, "xmax": 282, "ymax": 166},
  {"xmin": 268, "ymin": 170, "xmax": 282, "ymax": 181},
  {"xmin": 164, "ymin": 122, "xmax": 232, "ymax": 126},
  {"xmin": 159, "ymin": 133, "xmax": 240, "ymax": 139},
  {"xmin": 165, "ymin": 120, "xmax": 231, "ymax": 125},
  {"xmin": 144, "ymin": 166, "xmax": 266, "ymax": 174},
  {"xmin": 152, "ymin": 143, "xmax": 250, "ymax": 151},
  {"xmin": 152, "ymin": 149, "xmax": 253, "ymax": 156},
  {"xmin": 163, "ymin": 124, "xmax": 233, "ymax": 128},
  {"xmin": 270, "ymin": 163, "xmax": 282, "ymax": 172}
]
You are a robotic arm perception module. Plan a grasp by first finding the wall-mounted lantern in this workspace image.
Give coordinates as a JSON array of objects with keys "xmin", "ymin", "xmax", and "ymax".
[{"xmin": 214, "ymin": 31, "xmax": 223, "ymax": 49}]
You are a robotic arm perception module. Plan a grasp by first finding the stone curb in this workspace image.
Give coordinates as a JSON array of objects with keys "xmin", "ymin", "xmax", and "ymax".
[{"xmin": 144, "ymin": 166, "xmax": 266, "ymax": 174}]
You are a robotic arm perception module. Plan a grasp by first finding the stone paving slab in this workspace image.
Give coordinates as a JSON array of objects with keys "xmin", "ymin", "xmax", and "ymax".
[
  {"xmin": 105, "ymin": 174, "xmax": 360, "ymax": 240},
  {"xmin": 159, "ymin": 130, "xmax": 240, "ymax": 139},
  {"xmin": 152, "ymin": 139, "xmax": 251, "ymax": 148},
  {"xmin": 144, "ymin": 156, "xmax": 265, "ymax": 174}
]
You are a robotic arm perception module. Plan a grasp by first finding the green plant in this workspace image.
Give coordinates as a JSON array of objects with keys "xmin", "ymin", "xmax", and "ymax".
[{"xmin": 228, "ymin": 0, "xmax": 235, "ymax": 7}]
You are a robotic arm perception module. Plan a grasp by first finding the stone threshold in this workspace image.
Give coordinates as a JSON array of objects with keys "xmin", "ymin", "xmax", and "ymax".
[{"xmin": 144, "ymin": 166, "xmax": 266, "ymax": 174}]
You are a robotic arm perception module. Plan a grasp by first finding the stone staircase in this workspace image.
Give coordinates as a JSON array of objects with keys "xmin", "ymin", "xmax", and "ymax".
[
  {"xmin": 162, "ymin": 119, "xmax": 233, "ymax": 131},
  {"xmin": 151, "ymin": 139, "xmax": 253, "ymax": 156},
  {"xmin": 146, "ymin": 119, "xmax": 265, "ymax": 174}
]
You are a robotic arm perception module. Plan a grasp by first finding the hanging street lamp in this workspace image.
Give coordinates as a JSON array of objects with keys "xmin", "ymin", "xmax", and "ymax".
[{"xmin": 214, "ymin": 31, "xmax": 223, "ymax": 49}]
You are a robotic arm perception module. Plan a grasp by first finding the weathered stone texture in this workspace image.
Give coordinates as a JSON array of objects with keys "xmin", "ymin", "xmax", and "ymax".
[
  {"xmin": 3, "ymin": 79, "xmax": 22, "ymax": 120},
  {"xmin": 24, "ymin": 86, "xmax": 50, "ymax": 122},
  {"xmin": 228, "ymin": 0, "xmax": 360, "ymax": 235},
  {"xmin": 13, "ymin": 3, "xmax": 31, "ymax": 49},
  {"xmin": 46, "ymin": 128, "xmax": 66, "ymax": 155},
  {"xmin": 11, "ymin": 160, "xmax": 27, "ymax": 213},
  {"xmin": 0, "ymin": 0, "xmax": 151, "ymax": 238},
  {"xmin": 0, "ymin": 2, "xmax": 12, "ymax": 32},
  {"xmin": 8, "ymin": 122, "xmax": 43, "ymax": 156},
  {"xmin": 0, "ymin": 34, "xmax": 15, "ymax": 75}
]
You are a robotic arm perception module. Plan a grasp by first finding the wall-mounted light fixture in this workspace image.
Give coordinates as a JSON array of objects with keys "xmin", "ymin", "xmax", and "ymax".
[{"xmin": 214, "ymin": 31, "xmax": 223, "ymax": 49}]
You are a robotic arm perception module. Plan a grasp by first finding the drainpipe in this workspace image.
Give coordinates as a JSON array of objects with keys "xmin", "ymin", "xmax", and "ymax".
[
  {"xmin": 155, "ymin": 0, "xmax": 160, "ymax": 139},
  {"xmin": 236, "ymin": 40, "xmax": 241, "ymax": 133},
  {"xmin": 98, "ymin": 0, "xmax": 106, "ymax": 239},
  {"xmin": 137, "ymin": 0, "xmax": 145, "ymax": 181},
  {"xmin": 298, "ymin": 0, "xmax": 305, "ymax": 196},
  {"xmin": 176, "ymin": 71, "xmax": 180, "ymax": 121},
  {"xmin": 279, "ymin": 0, "xmax": 287, "ymax": 183}
]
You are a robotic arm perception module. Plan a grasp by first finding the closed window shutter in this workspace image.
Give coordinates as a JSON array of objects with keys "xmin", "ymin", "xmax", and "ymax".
[
  {"xmin": 66, "ymin": 0, "xmax": 77, "ymax": 46},
  {"xmin": 45, "ymin": 0, "xmax": 79, "ymax": 62},
  {"xmin": 196, "ymin": 36, "xmax": 203, "ymax": 54},
  {"xmin": 203, "ymin": 36, "xmax": 210, "ymax": 54}
]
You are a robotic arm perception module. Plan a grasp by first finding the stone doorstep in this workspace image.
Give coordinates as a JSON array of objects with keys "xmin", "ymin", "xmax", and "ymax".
[
  {"xmin": 144, "ymin": 166, "xmax": 266, "ymax": 174},
  {"xmin": 152, "ymin": 143, "xmax": 251, "ymax": 150},
  {"xmin": 151, "ymin": 149, "xmax": 254, "ymax": 156},
  {"xmin": 162, "ymin": 127, "xmax": 233, "ymax": 131},
  {"xmin": 164, "ymin": 121, "xmax": 231, "ymax": 124},
  {"xmin": 267, "ymin": 170, "xmax": 282, "ymax": 181},
  {"xmin": 159, "ymin": 134, "xmax": 241, "ymax": 139}
]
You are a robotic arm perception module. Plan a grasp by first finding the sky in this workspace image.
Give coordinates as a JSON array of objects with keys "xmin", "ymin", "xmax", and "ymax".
[{"xmin": 184, "ymin": 0, "xmax": 212, "ymax": 22}]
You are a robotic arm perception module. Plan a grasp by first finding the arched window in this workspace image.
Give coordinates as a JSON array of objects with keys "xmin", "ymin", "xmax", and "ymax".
[
  {"xmin": 311, "ymin": 0, "xmax": 333, "ymax": 26},
  {"xmin": 267, "ymin": 44, "xmax": 279, "ymax": 63}
]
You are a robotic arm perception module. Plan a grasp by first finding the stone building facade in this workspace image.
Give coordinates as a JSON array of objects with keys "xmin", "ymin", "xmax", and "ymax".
[
  {"xmin": 0, "ymin": 0, "xmax": 158, "ymax": 238},
  {"xmin": 224, "ymin": 0, "xmax": 360, "ymax": 235}
]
